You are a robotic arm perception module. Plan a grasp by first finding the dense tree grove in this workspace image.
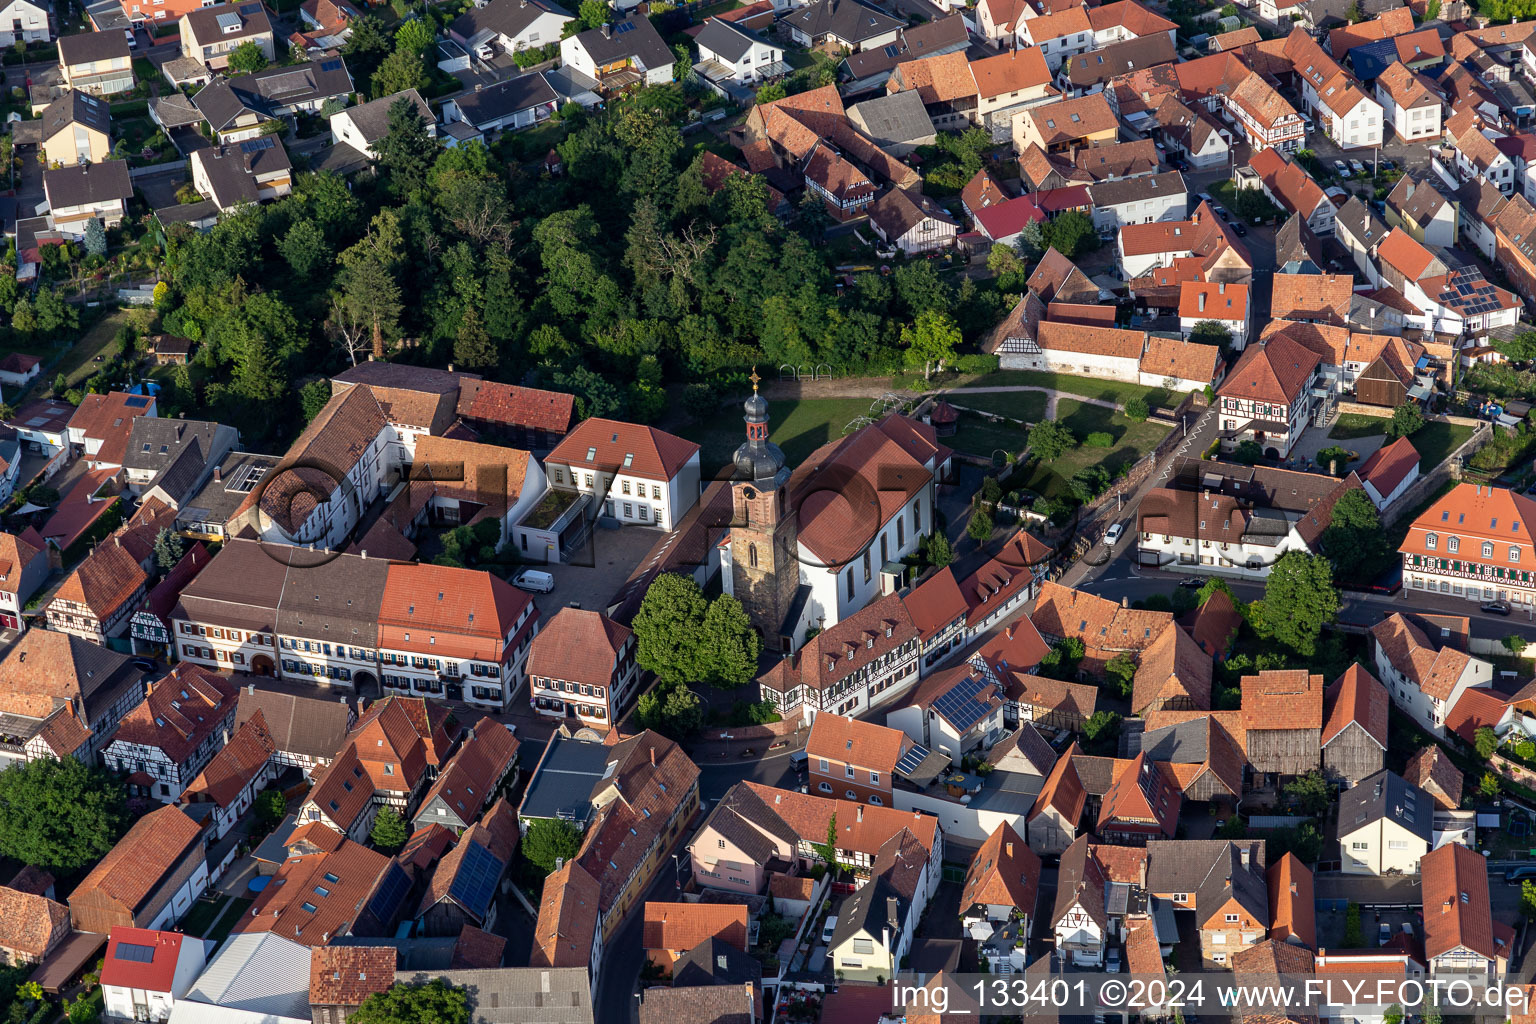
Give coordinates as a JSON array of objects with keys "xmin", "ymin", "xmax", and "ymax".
[{"xmin": 145, "ymin": 103, "xmax": 1010, "ymax": 447}]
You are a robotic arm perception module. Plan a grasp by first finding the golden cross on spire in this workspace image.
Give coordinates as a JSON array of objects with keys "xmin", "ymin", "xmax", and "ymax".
[{"xmin": 750, "ymin": 368, "xmax": 761, "ymax": 393}]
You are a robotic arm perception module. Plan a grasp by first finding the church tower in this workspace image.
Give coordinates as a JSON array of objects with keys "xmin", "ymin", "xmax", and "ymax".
[{"xmin": 729, "ymin": 372, "xmax": 800, "ymax": 651}]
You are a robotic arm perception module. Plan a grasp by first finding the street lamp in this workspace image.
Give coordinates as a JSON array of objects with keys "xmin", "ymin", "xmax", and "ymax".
[{"xmin": 671, "ymin": 852, "xmax": 685, "ymax": 890}]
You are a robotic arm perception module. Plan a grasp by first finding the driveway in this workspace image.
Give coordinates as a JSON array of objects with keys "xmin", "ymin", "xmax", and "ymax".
[
  {"xmin": 134, "ymin": 166, "xmax": 190, "ymax": 210},
  {"xmin": 1287, "ymin": 423, "xmax": 1389, "ymax": 476},
  {"xmin": 528, "ymin": 524, "xmax": 660, "ymax": 615}
]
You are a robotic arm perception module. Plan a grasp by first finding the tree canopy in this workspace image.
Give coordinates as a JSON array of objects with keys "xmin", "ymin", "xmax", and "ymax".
[
  {"xmin": 521, "ymin": 818, "xmax": 583, "ymax": 873},
  {"xmin": 351, "ymin": 979, "xmax": 469, "ymax": 1024},
  {"xmin": 369, "ymin": 805, "xmax": 409, "ymax": 852},
  {"xmin": 0, "ymin": 758, "xmax": 127, "ymax": 871},
  {"xmin": 632, "ymin": 574, "xmax": 760, "ymax": 689},
  {"xmin": 1250, "ymin": 551, "xmax": 1339, "ymax": 657}
]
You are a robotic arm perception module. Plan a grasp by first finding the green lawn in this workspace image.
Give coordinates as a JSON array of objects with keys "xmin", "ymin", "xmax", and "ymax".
[
  {"xmin": 1015, "ymin": 401, "xmax": 1171, "ymax": 498},
  {"xmin": 949, "ymin": 418, "xmax": 1028, "ymax": 461},
  {"xmin": 178, "ymin": 894, "xmax": 229, "ymax": 938},
  {"xmin": 1329, "ymin": 413, "xmax": 1390, "ymax": 439},
  {"xmin": 946, "ymin": 391, "xmax": 1047, "ymax": 422},
  {"xmin": 205, "ymin": 897, "xmax": 253, "ymax": 947},
  {"xmin": 1328, "ymin": 415, "xmax": 1475, "ymax": 470},
  {"xmin": 683, "ymin": 396, "xmax": 885, "ymax": 476},
  {"xmin": 957, "ymin": 370, "xmax": 1180, "ymax": 413}
]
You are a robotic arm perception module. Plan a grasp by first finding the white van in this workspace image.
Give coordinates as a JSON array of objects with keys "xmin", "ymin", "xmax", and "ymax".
[
  {"xmin": 513, "ymin": 569, "xmax": 554, "ymax": 593},
  {"xmin": 475, "ymin": 41, "xmax": 496, "ymax": 60}
]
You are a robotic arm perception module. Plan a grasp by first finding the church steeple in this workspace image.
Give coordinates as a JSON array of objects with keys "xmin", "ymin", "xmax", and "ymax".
[{"xmin": 733, "ymin": 369, "xmax": 789, "ymax": 489}]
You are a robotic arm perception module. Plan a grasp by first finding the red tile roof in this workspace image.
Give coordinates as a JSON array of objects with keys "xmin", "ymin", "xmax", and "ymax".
[
  {"xmin": 1029, "ymin": 741, "xmax": 1087, "ymax": 825},
  {"xmin": 1377, "ymin": 226, "xmax": 1438, "ymax": 281},
  {"xmin": 1267, "ymin": 853, "xmax": 1316, "ymax": 950},
  {"xmin": 806, "ymin": 713, "xmax": 907, "ymax": 773},
  {"xmin": 0, "ymin": 886, "xmax": 69, "ymax": 960},
  {"xmin": 531, "ymin": 861, "xmax": 602, "ymax": 968},
  {"xmin": 377, "ymin": 561, "xmax": 535, "ymax": 663},
  {"xmin": 415, "ymin": 717, "xmax": 518, "ymax": 827},
  {"xmin": 1358, "ymin": 437, "xmax": 1420, "ymax": 498},
  {"xmin": 308, "ymin": 946, "xmax": 395, "ymax": 1008},
  {"xmin": 547, "ymin": 417, "xmax": 699, "ymax": 481},
  {"xmin": 1422, "ymin": 842, "xmax": 1501, "ymax": 962},
  {"xmin": 455, "ymin": 380, "xmax": 575, "ymax": 435},
  {"xmin": 901, "ymin": 567, "xmax": 967, "ymax": 641},
  {"xmin": 182, "ymin": 709, "xmax": 276, "ymax": 809},
  {"xmin": 1178, "ymin": 280, "xmax": 1249, "ymax": 321},
  {"xmin": 70, "ymin": 805, "xmax": 204, "ymax": 918},
  {"xmin": 1216, "ymin": 334, "xmax": 1321, "ymax": 406},
  {"xmin": 1445, "ymin": 686, "xmax": 1509, "ymax": 745},
  {"xmin": 527, "ymin": 607, "xmax": 631, "ymax": 688},
  {"xmin": 1322, "ymin": 664, "xmax": 1389, "ymax": 749},
  {"xmin": 67, "ymin": 391, "xmax": 155, "ymax": 445},
  {"xmin": 1241, "ymin": 670, "xmax": 1324, "ymax": 732},
  {"xmin": 961, "ymin": 822, "xmax": 1040, "ymax": 913},
  {"xmin": 110, "ymin": 663, "xmax": 236, "ymax": 766},
  {"xmin": 238, "ymin": 834, "xmax": 391, "ymax": 946},
  {"xmin": 99, "ymin": 928, "xmax": 184, "ymax": 993},
  {"xmin": 642, "ymin": 902, "xmax": 749, "ymax": 954}
]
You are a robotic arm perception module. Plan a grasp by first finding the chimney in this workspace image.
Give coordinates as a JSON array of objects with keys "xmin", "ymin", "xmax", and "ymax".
[
  {"xmin": 601, "ymin": 22, "xmax": 610, "ymax": 36},
  {"xmin": 1240, "ymin": 846, "xmax": 1250, "ymax": 867},
  {"xmin": 360, "ymin": 550, "xmax": 367, "ymax": 559},
  {"xmin": 555, "ymin": 857, "xmax": 564, "ymax": 869},
  {"xmin": 448, "ymin": 364, "xmax": 455, "ymax": 373},
  {"xmin": 247, "ymin": 682, "xmax": 255, "ymax": 694},
  {"xmin": 1199, "ymin": 292, "xmax": 1207, "ymax": 312},
  {"xmin": 213, "ymin": 465, "xmax": 222, "ymax": 482},
  {"xmin": 1121, "ymin": 596, "xmax": 1129, "ymax": 608},
  {"xmin": 857, "ymin": 805, "xmax": 864, "ymax": 822},
  {"xmin": 1006, "ymin": 841, "xmax": 1014, "ymax": 858},
  {"xmin": 650, "ymin": 746, "xmax": 656, "ymax": 766}
]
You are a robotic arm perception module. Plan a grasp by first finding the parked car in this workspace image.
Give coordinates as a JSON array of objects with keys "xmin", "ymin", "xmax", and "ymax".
[
  {"xmin": 1505, "ymin": 866, "xmax": 1536, "ymax": 884},
  {"xmin": 124, "ymin": 28, "xmax": 136, "ymax": 47},
  {"xmin": 1197, "ymin": 191, "xmax": 1214, "ymax": 203},
  {"xmin": 1104, "ymin": 523, "xmax": 1125, "ymax": 546},
  {"xmin": 1214, "ymin": 206, "xmax": 1229, "ymax": 220},
  {"xmin": 821, "ymin": 917, "xmax": 839, "ymax": 944},
  {"xmin": 1178, "ymin": 577, "xmax": 1205, "ymax": 589},
  {"xmin": 1106, "ymin": 948, "xmax": 1121, "ymax": 973},
  {"xmin": 1350, "ymin": 159, "xmax": 1367, "ymax": 175},
  {"xmin": 1378, "ymin": 923, "xmax": 1392, "ymax": 945},
  {"xmin": 1481, "ymin": 600, "xmax": 1512, "ymax": 616},
  {"xmin": 1232, "ymin": 222, "xmax": 1248, "ymax": 236},
  {"xmin": 1334, "ymin": 159, "xmax": 1351, "ymax": 177}
]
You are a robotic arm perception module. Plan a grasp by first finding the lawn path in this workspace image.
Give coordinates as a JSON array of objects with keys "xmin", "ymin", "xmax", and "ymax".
[{"xmin": 762, "ymin": 376, "xmax": 1123, "ymax": 419}]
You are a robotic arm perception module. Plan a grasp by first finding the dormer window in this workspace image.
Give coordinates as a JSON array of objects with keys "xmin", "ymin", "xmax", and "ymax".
[
  {"xmin": 1427, "ymin": 533, "xmax": 1438, "ymax": 549},
  {"xmin": 1483, "ymin": 541, "xmax": 1495, "ymax": 558},
  {"xmin": 1448, "ymin": 536, "xmax": 1460, "ymax": 553}
]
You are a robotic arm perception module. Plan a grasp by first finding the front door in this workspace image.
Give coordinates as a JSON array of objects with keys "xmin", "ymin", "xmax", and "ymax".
[{"xmin": 446, "ymin": 682, "xmax": 462, "ymax": 701}]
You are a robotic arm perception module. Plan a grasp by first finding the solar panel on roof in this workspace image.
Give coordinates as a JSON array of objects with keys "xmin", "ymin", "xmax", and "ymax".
[
  {"xmin": 448, "ymin": 840, "xmax": 504, "ymax": 916},
  {"xmin": 932, "ymin": 674, "xmax": 995, "ymax": 733},
  {"xmin": 366, "ymin": 863, "xmax": 410, "ymax": 922},
  {"xmin": 124, "ymin": 395, "xmax": 150, "ymax": 407},
  {"xmin": 613, "ymin": 20, "xmax": 635, "ymax": 32},
  {"xmin": 115, "ymin": 943, "xmax": 156, "ymax": 963},
  {"xmin": 895, "ymin": 743, "xmax": 932, "ymax": 776},
  {"xmin": 239, "ymin": 137, "xmax": 275, "ymax": 153},
  {"xmin": 320, "ymin": 58, "xmax": 343, "ymax": 71},
  {"xmin": 238, "ymin": 1, "xmax": 261, "ymax": 11}
]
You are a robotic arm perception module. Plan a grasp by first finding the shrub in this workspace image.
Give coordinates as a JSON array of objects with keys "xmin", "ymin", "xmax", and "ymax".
[
  {"xmin": 1124, "ymin": 396, "xmax": 1148, "ymax": 422},
  {"xmin": 1084, "ymin": 432, "xmax": 1114, "ymax": 448}
]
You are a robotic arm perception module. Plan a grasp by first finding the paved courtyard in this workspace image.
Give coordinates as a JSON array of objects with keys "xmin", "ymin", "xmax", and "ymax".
[
  {"xmin": 526, "ymin": 522, "xmax": 663, "ymax": 617},
  {"xmin": 1288, "ymin": 423, "xmax": 1390, "ymax": 476}
]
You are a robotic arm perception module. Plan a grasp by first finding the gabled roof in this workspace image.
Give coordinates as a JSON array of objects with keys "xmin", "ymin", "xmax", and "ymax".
[
  {"xmin": 1017, "ymin": 93, "xmax": 1118, "ymax": 146},
  {"xmin": 0, "ymin": 628, "xmax": 144, "ymax": 726},
  {"xmin": 782, "ymin": 0, "xmax": 902, "ymax": 43},
  {"xmin": 1242, "ymin": 669, "xmax": 1325, "ymax": 732},
  {"xmin": 1131, "ymin": 621, "xmax": 1212, "ymax": 715},
  {"xmin": 901, "ymin": 567, "xmax": 967, "ymax": 640},
  {"xmin": 547, "ymin": 417, "xmax": 699, "ymax": 481},
  {"xmin": 1250, "ymin": 146, "xmax": 1331, "ymax": 219},
  {"xmin": 183, "ymin": 709, "xmax": 277, "ymax": 809},
  {"xmin": 1097, "ymin": 752, "xmax": 1181, "ymax": 836},
  {"xmin": 1266, "ymin": 853, "xmax": 1316, "ymax": 949},
  {"xmin": 100, "ymin": 928, "xmax": 185, "ymax": 993},
  {"xmin": 0, "ymin": 886, "xmax": 68, "ymax": 959},
  {"xmin": 1322, "ymin": 664, "xmax": 1389, "ymax": 750},
  {"xmin": 1028, "ymin": 741, "xmax": 1087, "ymax": 825},
  {"xmin": 416, "ymin": 718, "xmax": 518, "ymax": 827},
  {"xmin": 239, "ymin": 829, "xmax": 394, "ymax": 947},
  {"xmin": 70, "ymin": 805, "xmax": 203, "ymax": 916},
  {"xmin": 961, "ymin": 822, "xmax": 1040, "ymax": 913},
  {"xmin": 642, "ymin": 903, "xmax": 749, "ymax": 954},
  {"xmin": 308, "ymin": 945, "xmax": 395, "ymax": 1009},
  {"xmin": 1422, "ymin": 842, "xmax": 1501, "ymax": 962},
  {"xmin": 970, "ymin": 47, "xmax": 1051, "ymax": 98},
  {"xmin": 455, "ymin": 380, "xmax": 575, "ymax": 435},
  {"xmin": 1270, "ymin": 272, "xmax": 1353, "ymax": 325},
  {"xmin": 1358, "ymin": 436, "xmax": 1420, "ymax": 498},
  {"xmin": 1339, "ymin": 768, "xmax": 1432, "ymax": 841},
  {"xmin": 806, "ymin": 713, "xmax": 907, "ymax": 772},
  {"xmin": 1404, "ymin": 746, "xmax": 1464, "ymax": 810},
  {"xmin": 109, "ymin": 663, "xmax": 236, "ymax": 765},
  {"xmin": 530, "ymin": 860, "xmax": 602, "ymax": 968},
  {"xmin": 1369, "ymin": 612, "xmax": 1477, "ymax": 702},
  {"xmin": 527, "ymin": 607, "xmax": 631, "ymax": 687},
  {"xmin": 1216, "ymin": 334, "xmax": 1321, "ymax": 406}
]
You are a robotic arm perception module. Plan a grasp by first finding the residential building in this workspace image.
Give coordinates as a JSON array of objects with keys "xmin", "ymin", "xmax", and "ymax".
[
  {"xmin": 439, "ymin": 73, "xmax": 558, "ymax": 135},
  {"xmin": 179, "ymin": 3, "xmax": 274, "ymax": 71},
  {"xmin": 544, "ymin": 417, "xmax": 701, "ymax": 532},
  {"xmin": 1214, "ymin": 333, "xmax": 1323, "ymax": 459},
  {"xmin": 757, "ymin": 591, "xmax": 921, "ymax": 721},
  {"xmin": 642, "ymin": 903, "xmax": 749, "ymax": 974},
  {"xmin": 68, "ymin": 804, "xmax": 208, "ymax": 933},
  {"xmin": 1385, "ymin": 175, "xmax": 1458, "ymax": 247},
  {"xmin": 1399, "ymin": 484, "xmax": 1536, "ymax": 609},
  {"xmin": 101, "ymin": 663, "xmax": 238, "ymax": 802},
  {"xmin": 122, "ymin": 416, "xmax": 238, "ymax": 504},
  {"xmin": 234, "ymin": 679, "xmax": 354, "ymax": 775},
  {"xmin": 0, "ymin": 0, "xmax": 48, "ymax": 47},
  {"xmin": 1357, "ymin": 437, "xmax": 1421, "ymax": 510},
  {"xmin": 885, "ymin": 665, "xmax": 1004, "ymax": 766},
  {"xmin": 1088, "ymin": 172, "xmax": 1188, "ymax": 233},
  {"xmin": 868, "ymin": 188, "xmax": 957, "ymax": 254},
  {"xmin": 530, "ymin": 860, "xmax": 604, "ymax": 982},
  {"xmin": 693, "ymin": 17, "xmax": 785, "ymax": 87},
  {"xmin": 1097, "ymin": 751, "xmax": 1182, "ymax": 843},
  {"xmin": 526, "ymin": 607, "xmax": 634, "ymax": 729},
  {"xmin": 235, "ymin": 823, "xmax": 409, "ymax": 945},
  {"xmin": 805, "ymin": 713, "xmax": 909, "ymax": 804},
  {"xmin": 297, "ymin": 696, "xmax": 458, "ymax": 841},
  {"xmin": 1030, "ymin": 580, "xmax": 1173, "ymax": 676},
  {"xmin": 0, "ymin": 629, "xmax": 147, "ymax": 764},
  {"xmin": 57, "ymin": 30, "xmax": 133, "ymax": 96},
  {"xmin": 1144, "ymin": 839, "xmax": 1269, "ymax": 966},
  {"xmin": 1249, "ymin": 147, "xmax": 1339, "ymax": 236},
  {"xmin": 190, "ymin": 138, "xmax": 294, "ymax": 211},
  {"xmin": 1013, "ymin": 93, "xmax": 1120, "ymax": 153},
  {"xmin": 1018, "ymin": 6, "xmax": 1094, "ymax": 72},
  {"xmin": 415, "ymin": 798, "xmax": 518, "ymax": 936},
  {"xmin": 971, "ymin": 48, "xmax": 1054, "ymax": 130},
  {"xmin": 1283, "ymin": 27, "xmax": 1382, "ymax": 150},
  {"xmin": 1061, "ymin": 34, "xmax": 1176, "ymax": 97},
  {"xmin": 1421, "ymin": 842, "xmax": 1511, "ymax": 982},
  {"xmin": 1112, "ymin": 202, "xmax": 1252, "ymax": 280},
  {"xmin": 192, "ymin": 59, "xmax": 355, "ymax": 142},
  {"xmin": 1322, "ymin": 664, "xmax": 1390, "ymax": 786},
  {"xmin": 1376, "ymin": 61, "xmax": 1442, "ymax": 142},
  {"xmin": 1136, "ymin": 716, "xmax": 1244, "ymax": 805},
  {"xmin": 782, "ymin": 0, "xmax": 902, "ymax": 51},
  {"xmin": 0, "ymin": 886, "xmax": 69, "ymax": 966},
  {"xmin": 827, "ymin": 877, "xmax": 908, "ymax": 982},
  {"xmin": 1372, "ymin": 611, "xmax": 1494, "ymax": 738},
  {"xmin": 960, "ymin": 822, "xmax": 1041, "ymax": 972},
  {"xmin": 528, "ymin": 729, "xmax": 700, "ymax": 946},
  {"xmin": 1267, "ymin": 853, "xmax": 1315, "ymax": 949},
  {"xmin": 43, "ymin": 159, "xmax": 132, "ymax": 235},
  {"xmin": 289, "ymin": 0, "xmax": 354, "ymax": 52},
  {"xmin": 307, "ymin": 946, "xmax": 396, "ymax": 1024},
  {"xmin": 453, "ymin": 380, "xmax": 576, "ymax": 452},
  {"xmin": 0, "ymin": 528, "xmax": 48, "ymax": 630},
  {"xmin": 40, "ymin": 90, "xmax": 110, "ymax": 167},
  {"xmin": 1406, "ymin": 745, "xmax": 1464, "ymax": 811},
  {"xmin": 445, "ymin": 0, "xmax": 572, "ymax": 59},
  {"xmin": 1242, "ymin": 670, "xmax": 1325, "ymax": 783},
  {"xmin": 1178, "ymin": 280, "xmax": 1251, "ymax": 347},
  {"xmin": 411, "ymin": 717, "xmax": 518, "ymax": 834},
  {"xmin": 560, "ymin": 15, "xmax": 674, "ymax": 88},
  {"xmin": 1339, "ymin": 768, "xmax": 1433, "ymax": 878},
  {"xmin": 1131, "ymin": 620, "xmax": 1212, "ymax": 715},
  {"xmin": 840, "ymin": 13, "xmax": 969, "ymax": 94},
  {"xmin": 100, "ymin": 928, "xmax": 207, "ymax": 1024},
  {"xmin": 178, "ymin": 709, "xmax": 278, "ymax": 840}
]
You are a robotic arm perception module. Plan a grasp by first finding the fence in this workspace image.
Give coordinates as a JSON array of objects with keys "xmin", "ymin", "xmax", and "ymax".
[{"xmin": 128, "ymin": 159, "xmax": 189, "ymax": 179}]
